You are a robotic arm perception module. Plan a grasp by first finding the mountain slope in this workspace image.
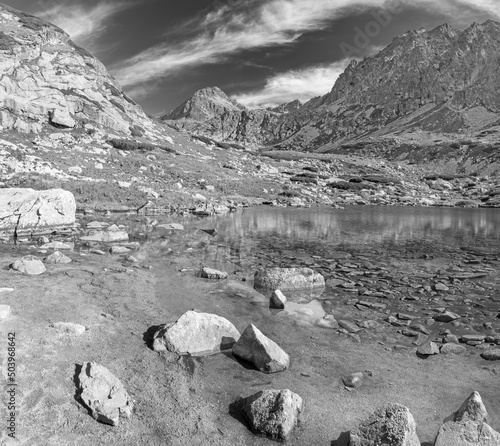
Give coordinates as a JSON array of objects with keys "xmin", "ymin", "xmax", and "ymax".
[
  {"xmin": 0, "ymin": 3, "xmax": 154, "ymax": 135},
  {"xmin": 165, "ymin": 21, "xmax": 500, "ymax": 151}
]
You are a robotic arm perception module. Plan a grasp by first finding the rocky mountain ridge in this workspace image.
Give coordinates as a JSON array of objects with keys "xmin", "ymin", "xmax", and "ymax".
[
  {"xmin": 165, "ymin": 21, "xmax": 500, "ymax": 152},
  {"xmin": 0, "ymin": 3, "xmax": 155, "ymax": 136}
]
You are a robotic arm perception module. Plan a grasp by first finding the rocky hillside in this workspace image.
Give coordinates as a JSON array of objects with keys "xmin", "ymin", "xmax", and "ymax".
[
  {"xmin": 161, "ymin": 87, "xmax": 299, "ymax": 148},
  {"xmin": 165, "ymin": 21, "xmax": 500, "ymax": 152},
  {"xmin": 0, "ymin": 3, "xmax": 154, "ymax": 135}
]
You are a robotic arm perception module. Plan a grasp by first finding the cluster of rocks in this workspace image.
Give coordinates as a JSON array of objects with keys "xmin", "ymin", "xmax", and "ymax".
[{"xmin": 348, "ymin": 391, "xmax": 500, "ymax": 445}]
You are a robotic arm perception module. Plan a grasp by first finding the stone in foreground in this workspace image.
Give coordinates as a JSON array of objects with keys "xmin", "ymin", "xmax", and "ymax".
[
  {"xmin": 416, "ymin": 341, "xmax": 439, "ymax": 356},
  {"xmin": 45, "ymin": 251, "xmax": 72, "ymax": 264},
  {"xmin": 254, "ymin": 267, "xmax": 325, "ymax": 291},
  {"xmin": 201, "ymin": 266, "xmax": 228, "ymax": 280},
  {"xmin": 52, "ymin": 322, "xmax": 86, "ymax": 336},
  {"xmin": 11, "ymin": 256, "xmax": 46, "ymax": 275},
  {"xmin": 0, "ymin": 305, "xmax": 11, "ymax": 320},
  {"xmin": 232, "ymin": 324, "xmax": 289, "ymax": 373},
  {"xmin": 481, "ymin": 349, "xmax": 500, "ymax": 361},
  {"xmin": 270, "ymin": 290, "xmax": 287, "ymax": 309},
  {"xmin": 76, "ymin": 362, "xmax": 133, "ymax": 426},
  {"xmin": 0, "ymin": 189, "xmax": 76, "ymax": 235},
  {"xmin": 455, "ymin": 391, "xmax": 488, "ymax": 423},
  {"xmin": 349, "ymin": 403, "xmax": 420, "ymax": 446},
  {"xmin": 153, "ymin": 310, "xmax": 240, "ymax": 355},
  {"xmin": 434, "ymin": 420, "xmax": 500, "ymax": 446},
  {"xmin": 241, "ymin": 389, "xmax": 303, "ymax": 440}
]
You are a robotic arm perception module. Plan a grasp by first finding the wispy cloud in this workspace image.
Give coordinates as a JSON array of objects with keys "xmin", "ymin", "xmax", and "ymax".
[
  {"xmin": 232, "ymin": 60, "xmax": 351, "ymax": 109},
  {"xmin": 37, "ymin": 1, "xmax": 134, "ymax": 51},
  {"xmin": 113, "ymin": 0, "xmax": 500, "ymax": 94}
]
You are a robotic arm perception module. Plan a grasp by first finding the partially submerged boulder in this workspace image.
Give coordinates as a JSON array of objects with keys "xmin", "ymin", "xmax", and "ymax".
[
  {"xmin": 232, "ymin": 324, "xmax": 290, "ymax": 373},
  {"xmin": 76, "ymin": 362, "xmax": 133, "ymax": 426},
  {"xmin": 349, "ymin": 403, "xmax": 420, "ymax": 446},
  {"xmin": 11, "ymin": 256, "xmax": 46, "ymax": 275},
  {"xmin": 254, "ymin": 268, "xmax": 325, "ymax": 291},
  {"xmin": 241, "ymin": 389, "xmax": 303, "ymax": 440},
  {"xmin": 153, "ymin": 310, "xmax": 240, "ymax": 356},
  {"xmin": 0, "ymin": 188, "xmax": 76, "ymax": 236},
  {"xmin": 270, "ymin": 290, "xmax": 287, "ymax": 309}
]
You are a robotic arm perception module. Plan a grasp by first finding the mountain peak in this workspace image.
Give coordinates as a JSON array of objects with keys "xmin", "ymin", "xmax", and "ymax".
[{"xmin": 162, "ymin": 86, "xmax": 247, "ymax": 121}]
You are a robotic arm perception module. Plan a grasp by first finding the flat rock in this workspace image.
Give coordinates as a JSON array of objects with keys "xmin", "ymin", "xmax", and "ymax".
[
  {"xmin": 270, "ymin": 290, "xmax": 287, "ymax": 309},
  {"xmin": 481, "ymin": 349, "xmax": 500, "ymax": 360},
  {"xmin": 0, "ymin": 305, "xmax": 11, "ymax": 320},
  {"xmin": 157, "ymin": 223, "xmax": 184, "ymax": 230},
  {"xmin": 45, "ymin": 251, "xmax": 72, "ymax": 264},
  {"xmin": 81, "ymin": 231, "xmax": 129, "ymax": 243},
  {"xmin": 434, "ymin": 311, "xmax": 460, "ymax": 322},
  {"xmin": 51, "ymin": 322, "xmax": 86, "ymax": 336},
  {"xmin": 232, "ymin": 324, "xmax": 290, "ymax": 373},
  {"xmin": 338, "ymin": 320, "xmax": 361, "ymax": 333},
  {"xmin": 153, "ymin": 310, "xmax": 240, "ymax": 355},
  {"xmin": 241, "ymin": 389, "xmax": 303, "ymax": 440},
  {"xmin": 455, "ymin": 391, "xmax": 488, "ymax": 423},
  {"xmin": 110, "ymin": 246, "xmax": 131, "ymax": 255},
  {"xmin": 440, "ymin": 344, "xmax": 467, "ymax": 355},
  {"xmin": 461, "ymin": 334, "xmax": 486, "ymax": 343},
  {"xmin": 434, "ymin": 420, "xmax": 500, "ymax": 446},
  {"xmin": 40, "ymin": 241, "xmax": 72, "ymax": 250},
  {"xmin": 11, "ymin": 256, "xmax": 46, "ymax": 275},
  {"xmin": 254, "ymin": 267, "xmax": 325, "ymax": 291},
  {"xmin": 350, "ymin": 403, "xmax": 420, "ymax": 446},
  {"xmin": 201, "ymin": 267, "xmax": 228, "ymax": 280},
  {"xmin": 76, "ymin": 362, "xmax": 133, "ymax": 426},
  {"xmin": 0, "ymin": 189, "xmax": 76, "ymax": 235}
]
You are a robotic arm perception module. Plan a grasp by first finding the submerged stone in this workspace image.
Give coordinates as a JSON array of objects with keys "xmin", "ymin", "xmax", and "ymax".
[{"xmin": 254, "ymin": 267, "xmax": 325, "ymax": 291}]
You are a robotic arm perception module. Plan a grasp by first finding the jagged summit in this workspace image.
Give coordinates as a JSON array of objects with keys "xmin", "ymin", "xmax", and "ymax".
[
  {"xmin": 162, "ymin": 86, "xmax": 247, "ymax": 121},
  {"xmin": 0, "ymin": 3, "xmax": 154, "ymax": 135}
]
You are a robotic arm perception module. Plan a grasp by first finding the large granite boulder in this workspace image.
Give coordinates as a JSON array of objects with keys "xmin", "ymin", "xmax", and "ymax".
[
  {"xmin": 0, "ymin": 188, "xmax": 76, "ymax": 235},
  {"xmin": 0, "ymin": 4, "xmax": 154, "ymax": 135},
  {"xmin": 349, "ymin": 403, "xmax": 420, "ymax": 446},
  {"xmin": 153, "ymin": 310, "xmax": 240, "ymax": 356},
  {"xmin": 434, "ymin": 420, "xmax": 500, "ymax": 446},
  {"xmin": 76, "ymin": 362, "xmax": 133, "ymax": 426},
  {"xmin": 241, "ymin": 389, "xmax": 303, "ymax": 440},
  {"xmin": 11, "ymin": 255, "xmax": 46, "ymax": 275},
  {"xmin": 254, "ymin": 268, "xmax": 325, "ymax": 292},
  {"xmin": 434, "ymin": 391, "xmax": 499, "ymax": 446},
  {"xmin": 232, "ymin": 324, "xmax": 290, "ymax": 373}
]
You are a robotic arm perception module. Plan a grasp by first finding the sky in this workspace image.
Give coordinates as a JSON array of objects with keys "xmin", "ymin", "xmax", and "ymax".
[{"xmin": 4, "ymin": 0, "xmax": 500, "ymax": 114}]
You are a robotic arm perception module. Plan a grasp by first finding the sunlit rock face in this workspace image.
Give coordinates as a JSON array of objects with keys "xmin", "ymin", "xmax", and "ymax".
[
  {"xmin": 160, "ymin": 87, "xmax": 299, "ymax": 148},
  {"xmin": 165, "ymin": 21, "xmax": 500, "ymax": 151},
  {"xmin": 0, "ymin": 4, "xmax": 154, "ymax": 135}
]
